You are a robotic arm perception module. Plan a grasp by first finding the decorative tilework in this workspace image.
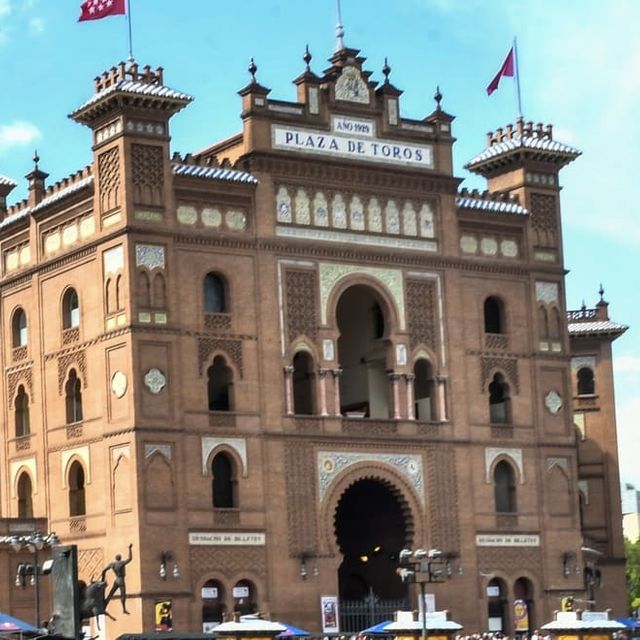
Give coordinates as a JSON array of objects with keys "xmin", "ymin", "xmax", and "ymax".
[
  {"xmin": 135, "ymin": 244, "xmax": 165, "ymax": 271},
  {"xmin": 144, "ymin": 443, "xmax": 172, "ymax": 460},
  {"xmin": 485, "ymin": 447, "xmax": 523, "ymax": 483},
  {"xmin": 317, "ymin": 451, "xmax": 424, "ymax": 504},
  {"xmin": 319, "ymin": 263, "xmax": 405, "ymax": 329},
  {"xmin": 201, "ymin": 437, "xmax": 247, "ymax": 477},
  {"xmin": 536, "ymin": 281, "xmax": 559, "ymax": 304}
]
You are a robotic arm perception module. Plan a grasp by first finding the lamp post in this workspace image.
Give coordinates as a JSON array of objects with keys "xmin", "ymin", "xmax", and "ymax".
[
  {"xmin": 397, "ymin": 548, "xmax": 459, "ymax": 640},
  {"xmin": 4, "ymin": 531, "xmax": 59, "ymax": 628}
]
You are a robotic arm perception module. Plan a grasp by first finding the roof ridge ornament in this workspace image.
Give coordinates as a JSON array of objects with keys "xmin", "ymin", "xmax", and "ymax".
[
  {"xmin": 382, "ymin": 57, "xmax": 391, "ymax": 84},
  {"xmin": 248, "ymin": 58, "xmax": 258, "ymax": 84},
  {"xmin": 434, "ymin": 85, "xmax": 443, "ymax": 111},
  {"xmin": 304, "ymin": 45, "xmax": 312, "ymax": 71}
]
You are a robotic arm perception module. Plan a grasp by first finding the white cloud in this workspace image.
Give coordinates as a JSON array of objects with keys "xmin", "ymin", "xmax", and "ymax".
[
  {"xmin": 0, "ymin": 121, "xmax": 41, "ymax": 152},
  {"xmin": 28, "ymin": 16, "xmax": 43, "ymax": 35}
]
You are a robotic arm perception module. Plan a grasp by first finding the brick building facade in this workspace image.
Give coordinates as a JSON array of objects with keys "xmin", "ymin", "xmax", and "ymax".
[{"xmin": 0, "ymin": 41, "xmax": 627, "ymax": 637}]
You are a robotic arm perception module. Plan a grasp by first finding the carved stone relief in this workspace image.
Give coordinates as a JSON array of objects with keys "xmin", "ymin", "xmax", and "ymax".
[
  {"xmin": 285, "ymin": 269, "xmax": 318, "ymax": 343},
  {"xmin": 485, "ymin": 447, "xmax": 523, "ymax": 483}
]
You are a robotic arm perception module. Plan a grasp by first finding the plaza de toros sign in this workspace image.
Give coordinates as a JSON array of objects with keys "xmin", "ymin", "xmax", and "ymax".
[{"xmin": 272, "ymin": 116, "xmax": 434, "ymax": 169}]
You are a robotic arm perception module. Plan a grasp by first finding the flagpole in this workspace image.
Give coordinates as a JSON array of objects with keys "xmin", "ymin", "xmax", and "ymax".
[
  {"xmin": 513, "ymin": 36, "xmax": 523, "ymax": 118},
  {"xmin": 127, "ymin": 0, "xmax": 134, "ymax": 61}
]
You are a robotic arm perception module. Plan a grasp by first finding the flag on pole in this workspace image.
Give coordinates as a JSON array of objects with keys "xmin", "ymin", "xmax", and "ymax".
[
  {"xmin": 486, "ymin": 47, "xmax": 515, "ymax": 96},
  {"xmin": 79, "ymin": 0, "xmax": 126, "ymax": 22}
]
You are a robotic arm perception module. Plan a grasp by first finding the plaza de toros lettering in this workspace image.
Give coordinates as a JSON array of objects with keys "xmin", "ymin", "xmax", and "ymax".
[{"xmin": 272, "ymin": 116, "xmax": 433, "ymax": 168}]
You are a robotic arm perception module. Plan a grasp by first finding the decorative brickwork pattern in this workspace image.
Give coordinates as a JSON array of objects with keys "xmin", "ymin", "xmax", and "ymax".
[
  {"xmin": 98, "ymin": 148, "xmax": 120, "ymax": 213},
  {"xmin": 426, "ymin": 446, "xmax": 460, "ymax": 551},
  {"xmin": 78, "ymin": 548, "xmax": 105, "ymax": 584},
  {"xmin": 342, "ymin": 419, "xmax": 398, "ymax": 436},
  {"xmin": 285, "ymin": 441, "xmax": 318, "ymax": 556},
  {"xmin": 190, "ymin": 545, "xmax": 266, "ymax": 579},
  {"xmin": 204, "ymin": 313, "xmax": 232, "ymax": 331},
  {"xmin": 57, "ymin": 350, "xmax": 87, "ymax": 394},
  {"xmin": 132, "ymin": 144, "xmax": 164, "ymax": 205},
  {"xmin": 213, "ymin": 509, "xmax": 240, "ymax": 527},
  {"xmin": 406, "ymin": 279, "xmax": 436, "ymax": 351},
  {"xmin": 7, "ymin": 367, "xmax": 33, "ymax": 403},
  {"xmin": 530, "ymin": 193, "xmax": 557, "ymax": 247},
  {"xmin": 477, "ymin": 546, "xmax": 541, "ymax": 575},
  {"xmin": 481, "ymin": 356, "xmax": 519, "ymax": 393},
  {"xmin": 209, "ymin": 413, "xmax": 236, "ymax": 428},
  {"xmin": 12, "ymin": 346, "xmax": 28, "ymax": 362},
  {"xmin": 198, "ymin": 337, "xmax": 243, "ymax": 377},
  {"xmin": 285, "ymin": 269, "xmax": 318, "ymax": 343},
  {"xmin": 62, "ymin": 327, "xmax": 80, "ymax": 345},
  {"xmin": 484, "ymin": 333, "xmax": 508, "ymax": 350}
]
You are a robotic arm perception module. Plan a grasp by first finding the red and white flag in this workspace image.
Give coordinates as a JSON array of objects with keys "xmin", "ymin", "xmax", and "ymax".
[
  {"xmin": 486, "ymin": 47, "xmax": 515, "ymax": 96},
  {"xmin": 79, "ymin": 0, "xmax": 126, "ymax": 22}
]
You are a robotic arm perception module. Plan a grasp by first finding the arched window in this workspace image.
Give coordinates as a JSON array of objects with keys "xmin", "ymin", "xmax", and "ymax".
[
  {"xmin": 494, "ymin": 460, "xmax": 517, "ymax": 513},
  {"xmin": 17, "ymin": 473, "xmax": 33, "ymax": 518},
  {"xmin": 68, "ymin": 461, "xmax": 86, "ymax": 517},
  {"xmin": 153, "ymin": 273, "xmax": 166, "ymax": 308},
  {"xmin": 549, "ymin": 306, "xmax": 562, "ymax": 339},
  {"xmin": 489, "ymin": 373, "xmax": 511, "ymax": 424},
  {"xmin": 65, "ymin": 369, "xmax": 83, "ymax": 424},
  {"xmin": 12, "ymin": 308, "xmax": 27, "ymax": 347},
  {"xmin": 577, "ymin": 367, "xmax": 595, "ymax": 396},
  {"xmin": 204, "ymin": 273, "xmax": 227, "ymax": 313},
  {"xmin": 292, "ymin": 351, "xmax": 315, "ymax": 415},
  {"xmin": 414, "ymin": 358, "xmax": 436, "ymax": 421},
  {"xmin": 212, "ymin": 452, "xmax": 237, "ymax": 508},
  {"xmin": 484, "ymin": 297, "xmax": 504, "ymax": 334},
  {"xmin": 115, "ymin": 274, "xmax": 123, "ymax": 310},
  {"xmin": 538, "ymin": 306, "xmax": 549, "ymax": 338},
  {"xmin": 232, "ymin": 579, "xmax": 257, "ymax": 615},
  {"xmin": 62, "ymin": 288, "xmax": 80, "ymax": 329},
  {"xmin": 207, "ymin": 356, "xmax": 233, "ymax": 411},
  {"xmin": 15, "ymin": 385, "xmax": 30, "ymax": 437},
  {"xmin": 137, "ymin": 272, "xmax": 151, "ymax": 308},
  {"xmin": 202, "ymin": 580, "xmax": 226, "ymax": 627}
]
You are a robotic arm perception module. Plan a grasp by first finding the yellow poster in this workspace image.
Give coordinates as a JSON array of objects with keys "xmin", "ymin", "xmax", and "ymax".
[{"xmin": 155, "ymin": 600, "xmax": 173, "ymax": 632}]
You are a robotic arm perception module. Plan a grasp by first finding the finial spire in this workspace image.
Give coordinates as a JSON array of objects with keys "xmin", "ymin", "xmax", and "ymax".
[
  {"xmin": 248, "ymin": 58, "xmax": 257, "ymax": 83},
  {"xmin": 304, "ymin": 45, "xmax": 312, "ymax": 71},
  {"xmin": 33, "ymin": 150, "xmax": 40, "ymax": 170},
  {"xmin": 434, "ymin": 85, "xmax": 443, "ymax": 110},
  {"xmin": 382, "ymin": 57, "xmax": 391, "ymax": 84},
  {"xmin": 335, "ymin": 0, "xmax": 345, "ymax": 52},
  {"xmin": 599, "ymin": 283, "xmax": 605, "ymax": 302}
]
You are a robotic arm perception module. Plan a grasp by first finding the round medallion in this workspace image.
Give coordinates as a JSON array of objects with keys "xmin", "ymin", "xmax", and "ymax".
[
  {"xmin": 144, "ymin": 368, "xmax": 167, "ymax": 394},
  {"xmin": 202, "ymin": 207, "xmax": 222, "ymax": 227},
  {"xmin": 322, "ymin": 458, "xmax": 335, "ymax": 473},
  {"xmin": 111, "ymin": 371, "xmax": 128, "ymax": 398}
]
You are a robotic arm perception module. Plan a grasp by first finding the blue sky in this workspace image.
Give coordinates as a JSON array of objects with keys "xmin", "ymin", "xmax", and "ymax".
[{"xmin": 1, "ymin": 1, "xmax": 638, "ymax": 488}]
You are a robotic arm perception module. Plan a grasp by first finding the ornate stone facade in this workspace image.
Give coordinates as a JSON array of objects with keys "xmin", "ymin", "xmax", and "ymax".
[{"xmin": 0, "ymin": 44, "xmax": 625, "ymax": 640}]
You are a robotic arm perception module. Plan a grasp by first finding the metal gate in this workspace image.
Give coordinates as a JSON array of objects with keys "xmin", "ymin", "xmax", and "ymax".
[{"xmin": 340, "ymin": 590, "xmax": 408, "ymax": 633}]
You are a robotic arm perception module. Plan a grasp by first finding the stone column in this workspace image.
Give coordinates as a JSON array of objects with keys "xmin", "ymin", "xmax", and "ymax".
[
  {"xmin": 388, "ymin": 372, "xmax": 402, "ymax": 420},
  {"xmin": 331, "ymin": 369, "xmax": 343, "ymax": 416},
  {"xmin": 318, "ymin": 368, "xmax": 330, "ymax": 417},
  {"xmin": 405, "ymin": 373, "xmax": 416, "ymax": 420},
  {"xmin": 437, "ymin": 375, "xmax": 448, "ymax": 422},
  {"xmin": 283, "ymin": 366, "xmax": 294, "ymax": 415}
]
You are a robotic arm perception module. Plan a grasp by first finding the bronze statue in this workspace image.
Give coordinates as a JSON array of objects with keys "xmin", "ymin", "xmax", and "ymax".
[{"xmin": 102, "ymin": 543, "xmax": 133, "ymax": 614}]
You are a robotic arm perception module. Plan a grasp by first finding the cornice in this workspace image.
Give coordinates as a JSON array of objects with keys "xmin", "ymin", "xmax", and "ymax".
[{"xmin": 240, "ymin": 152, "xmax": 462, "ymax": 195}]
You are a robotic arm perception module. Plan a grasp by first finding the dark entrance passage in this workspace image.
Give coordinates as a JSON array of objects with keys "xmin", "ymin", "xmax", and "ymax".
[{"xmin": 335, "ymin": 478, "xmax": 409, "ymax": 630}]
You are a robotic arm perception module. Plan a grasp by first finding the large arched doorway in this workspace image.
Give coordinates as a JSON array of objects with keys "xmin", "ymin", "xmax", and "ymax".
[
  {"xmin": 336, "ymin": 285, "xmax": 390, "ymax": 418},
  {"xmin": 335, "ymin": 478, "xmax": 410, "ymax": 630}
]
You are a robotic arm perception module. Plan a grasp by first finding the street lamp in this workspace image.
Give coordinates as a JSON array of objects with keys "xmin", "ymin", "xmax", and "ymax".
[
  {"xmin": 4, "ymin": 531, "xmax": 59, "ymax": 628},
  {"xmin": 397, "ymin": 547, "xmax": 459, "ymax": 640}
]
